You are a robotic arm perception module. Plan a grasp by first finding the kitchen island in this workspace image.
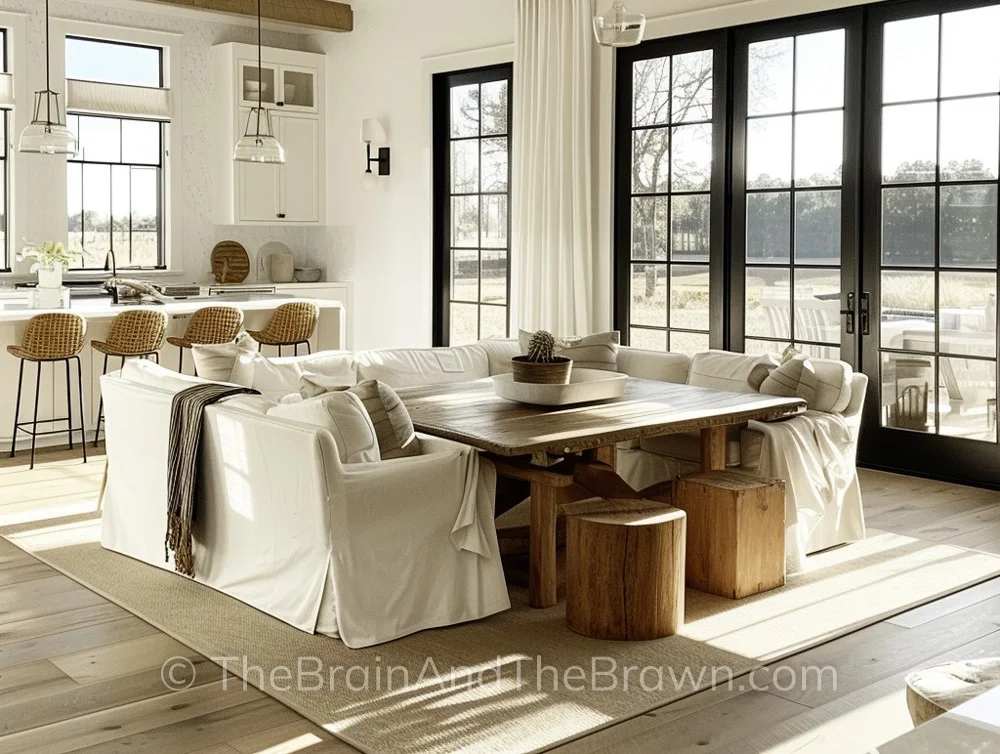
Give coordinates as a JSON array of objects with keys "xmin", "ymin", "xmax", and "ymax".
[{"xmin": 0, "ymin": 294, "xmax": 345, "ymax": 446}]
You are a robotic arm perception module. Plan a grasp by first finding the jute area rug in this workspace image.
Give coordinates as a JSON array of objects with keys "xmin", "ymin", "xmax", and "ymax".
[{"xmin": 6, "ymin": 517, "xmax": 1000, "ymax": 754}]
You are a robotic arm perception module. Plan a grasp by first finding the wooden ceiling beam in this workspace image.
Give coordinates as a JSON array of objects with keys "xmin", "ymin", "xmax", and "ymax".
[{"xmin": 134, "ymin": 0, "xmax": 353, "ymax": 33}]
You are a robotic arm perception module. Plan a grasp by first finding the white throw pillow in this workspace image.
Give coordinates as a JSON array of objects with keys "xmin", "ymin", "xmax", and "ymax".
[
  {"xmin": 517, "ymin": 330, "xmax": 620, "ymax": 371},
  {"xmin": 230, "ymin": 350, "xmax": 356, "ymax": 398},
  {"xmin": 688, "ymin": 350, "xmax": 764, "ymax": 394},
  {"xmin": 811, "ymin": 358, "xmax": 853, "ymax": 413},
  {"xmin": 267, "ymin": 392, "xmax": 381, "ymax": 465},
  {"xmin": 190, "ymin": 332, "xmax": 256, "ymax": 382}
]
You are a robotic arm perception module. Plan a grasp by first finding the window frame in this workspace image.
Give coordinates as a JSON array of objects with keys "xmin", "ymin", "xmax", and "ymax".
[
  {"xmin": 0, "ymin": 29, "xmax": 10, "ymax": 272},
  {"xmin": 431, "ymin": 62, "xmax": 513, "ymax": 347},
  {"xmin": 64, "ymin": 35, "xmax": 167, "ymax": 271},
  {"xmin": 613, "ymin": 30, "xmax": 729, "ymax": 353}
]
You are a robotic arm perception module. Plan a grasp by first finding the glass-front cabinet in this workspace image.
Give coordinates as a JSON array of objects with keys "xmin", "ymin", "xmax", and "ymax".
[
  {"xmin": 213, "ymin": 43, "xmax": 326, "ymax": 226},
  {"xmin": 238, "ymin": 60, "xmax": 318, "ymax": 113}
]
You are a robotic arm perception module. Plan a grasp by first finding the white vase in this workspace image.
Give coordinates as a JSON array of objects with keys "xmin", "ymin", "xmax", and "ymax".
[{"xmin": 37, "ymin": 263, "xmax": 63, "ymax": 290}]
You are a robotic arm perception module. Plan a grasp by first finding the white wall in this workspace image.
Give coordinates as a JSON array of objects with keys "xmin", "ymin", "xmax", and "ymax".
[
  {"xmin": 323, "ymin": 0, "xmax": 890, "ymax": 350},
  {"xmin": 0, "ymin": 0, "xmax": 343, "ymax": 287},
  {"xmin": 316, "ymin": 0, "xmax": 516, "ymax": 350}
]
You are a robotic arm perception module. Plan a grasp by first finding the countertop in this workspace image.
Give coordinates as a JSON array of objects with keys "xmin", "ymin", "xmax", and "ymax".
[{"xmin": 0, "ymin": 294, "xmax": 344, "ymax": 324}]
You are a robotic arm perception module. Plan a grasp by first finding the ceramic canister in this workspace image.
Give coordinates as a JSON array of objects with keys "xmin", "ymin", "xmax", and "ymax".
[{"xmin": 269, "ymin": 252, "xmax": 295, "ymax": 283}]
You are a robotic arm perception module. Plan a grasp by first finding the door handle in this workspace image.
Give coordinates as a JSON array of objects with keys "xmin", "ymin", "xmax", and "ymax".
[
  {"xmin": 277, "ymin": 212, "xmax": 286, "ymax": 219},
  {"xmin": 860, "ymin": 292, "xmax": 871, "ymax": 336},
  {"xmin": 841, "ymin": 292, "xmax": 855, "ymax": 335}
]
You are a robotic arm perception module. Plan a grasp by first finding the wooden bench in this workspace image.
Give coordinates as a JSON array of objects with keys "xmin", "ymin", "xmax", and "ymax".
[
  {"xmin": 673, "ymin": 470, "xmax": 785, "ymax": 599},
  {"xmin": 565, "ymin": 497, "xmax": 686, "ymax": 641}
]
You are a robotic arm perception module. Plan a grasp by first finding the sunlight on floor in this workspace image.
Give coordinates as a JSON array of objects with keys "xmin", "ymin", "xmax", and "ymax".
[
  {"xmin": 758, "ymin": 688, "xmax": 913, "ymax": 753},
  {"xmin": 247, "ymin": 733, "xmax": 325, "ymax": 754}
]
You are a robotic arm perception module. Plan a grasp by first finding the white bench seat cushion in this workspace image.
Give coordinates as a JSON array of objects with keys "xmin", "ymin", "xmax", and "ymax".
[{"xmin": 355, "ymin": 345, "xmax": 489, "ymax": 388}]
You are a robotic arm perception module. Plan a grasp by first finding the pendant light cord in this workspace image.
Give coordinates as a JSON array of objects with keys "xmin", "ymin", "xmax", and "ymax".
[
  {"xmin": 45, "ymin": 0, "xmax": 51, "ymax": 122},
  {"xmin": 256, "ymin": 0, "xmax": 262, "ymax": 135}
]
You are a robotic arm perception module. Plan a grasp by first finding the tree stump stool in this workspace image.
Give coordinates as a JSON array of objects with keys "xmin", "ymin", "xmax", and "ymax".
[
  {"xmin": 566, "ymin": 498, "xmax": 686, "ymax": 641},
  {"xmin": 673, "ymin": 470, "xmax": 785, "ymax": 599}
]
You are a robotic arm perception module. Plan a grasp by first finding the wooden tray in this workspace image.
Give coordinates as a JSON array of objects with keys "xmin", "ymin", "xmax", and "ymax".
[
  {"xmin": 493, "ymin": 369, "xmax": 628, "ymax": 406},
  {"xmin": 211, "ymin": 241, "xmax": 250, "ymax": 284}
]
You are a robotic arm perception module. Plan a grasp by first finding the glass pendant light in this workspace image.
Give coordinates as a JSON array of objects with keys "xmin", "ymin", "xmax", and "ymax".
[
  {"xmin": 234, "ymin": 0, "xmax": 285, "ymax": 164},
  {"xmin": 593, "ymin": 1, "xmax": 646, "ymax": 47},
  {"xmin": 19, "ymin": 0, "xmax": 77, "ymax": 155}
]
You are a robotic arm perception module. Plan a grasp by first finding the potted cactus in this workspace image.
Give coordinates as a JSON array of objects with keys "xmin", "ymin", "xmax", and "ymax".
[{"xmin": 512, "ymin": 330, "xmax": 573, "ymax": 384}]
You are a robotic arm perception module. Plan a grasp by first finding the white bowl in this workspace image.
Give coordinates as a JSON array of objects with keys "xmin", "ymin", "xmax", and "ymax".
[
  {"xmin": 245, "ymin": 80, "xmax": 268, "ymax": 94},
  {"xmin": 493, "ymin": 369, "xmax": 628, "ymax": 406}
]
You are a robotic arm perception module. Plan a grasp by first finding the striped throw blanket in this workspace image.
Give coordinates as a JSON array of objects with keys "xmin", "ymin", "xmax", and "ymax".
[{"xmin": 165, "ymin": 383, "xmax": 259, "ymax": 577}]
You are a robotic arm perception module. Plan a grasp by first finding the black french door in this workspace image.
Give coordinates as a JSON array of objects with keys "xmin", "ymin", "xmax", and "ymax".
[
  {"xmin": 730, "ymin": 11, "xmax": 864, "ymax": 366},
  {"xmin": 859, "ymin": 0, "xmax": 1000, "ymax": 486}
]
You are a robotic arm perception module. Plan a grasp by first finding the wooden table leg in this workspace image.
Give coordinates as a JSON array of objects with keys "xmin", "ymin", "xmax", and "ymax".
[
  {"xmin": 529, "ymin": 481, "xmax": 560, "ymax": 608},
  {"xmin": 700, "ymin": 426, "xmax": 727, "ymax": 472},
  {"xmin": 593, "ymin": 444, "xmax": 616, "ymax": 469}
]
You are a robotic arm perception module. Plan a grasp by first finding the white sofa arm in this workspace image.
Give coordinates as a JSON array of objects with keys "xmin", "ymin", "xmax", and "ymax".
[{"xmin": 324, "ymin": 434, "xmax": 509, "ymax": 647}]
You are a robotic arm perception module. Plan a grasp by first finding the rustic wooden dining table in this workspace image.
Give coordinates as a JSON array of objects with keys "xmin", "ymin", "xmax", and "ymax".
[{"xmin": 399, "ymin": 377, "xmax": 805, "ymax": 608}]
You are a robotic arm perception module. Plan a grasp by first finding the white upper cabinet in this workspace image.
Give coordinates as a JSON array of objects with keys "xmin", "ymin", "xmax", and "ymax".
[{"xmin": 213, "ymin": 43, "xmax": 326, "ymax": 225}]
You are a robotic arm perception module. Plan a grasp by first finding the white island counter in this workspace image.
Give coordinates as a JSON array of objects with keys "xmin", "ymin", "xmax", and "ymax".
[{"xmin": 0, "ymin": 294, "xmax": 345, "ymax": 446}]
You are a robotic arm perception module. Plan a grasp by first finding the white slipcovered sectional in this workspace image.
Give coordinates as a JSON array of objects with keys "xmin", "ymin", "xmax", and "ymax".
[{"xmin": 100, "ymin": 337, "xmax": 867, "ymax": 648}]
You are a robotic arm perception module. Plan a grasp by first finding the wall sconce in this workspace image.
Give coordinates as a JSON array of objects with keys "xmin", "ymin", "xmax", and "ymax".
[{"xmin": 360, "ymin": 118, "xmax": 390, "ymax": 191}]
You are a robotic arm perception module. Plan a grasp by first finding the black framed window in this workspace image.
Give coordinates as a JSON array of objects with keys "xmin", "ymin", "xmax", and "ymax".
[
  {"xmin": 65, "ymin": 37, "xmax": 166, "ymax": 270},
  {"xmin": 615, "ymin": 33, "xmax": 727, "ymax": 353},
  {"xmin": 432, "ymin": 64, "xmax": 512, "ymax": 346}
]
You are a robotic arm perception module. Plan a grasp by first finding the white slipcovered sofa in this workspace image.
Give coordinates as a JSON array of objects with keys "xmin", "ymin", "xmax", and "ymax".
[
  {"xmin": 100, "ymin": 338, "xmax": 867, "ymax": 647},
  {"xmin": 99, "ymin": 361, "xmax": 511, "ymax": 649}
]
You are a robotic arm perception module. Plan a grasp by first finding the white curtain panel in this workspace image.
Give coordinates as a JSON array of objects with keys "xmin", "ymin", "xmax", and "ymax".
[{"xmin": 513, "ymin": 0, "xmax": 595, "ymax": 334}]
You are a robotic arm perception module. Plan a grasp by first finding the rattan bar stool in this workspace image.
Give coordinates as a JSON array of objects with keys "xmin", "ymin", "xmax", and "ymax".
[
  {"xmin": 166, "ymin": 306, "xmax": 244, "ymax": 374},
  {"xmin": 246, "ymin": 301, "xmax": 319, "ymax": 356},
  {"xmin": 92, "ymin": 309, "xmax": 168, "ymax": 446},
  {"xmin": 7, "ymin": 313, "xmax": 88, "ymax": 470}
]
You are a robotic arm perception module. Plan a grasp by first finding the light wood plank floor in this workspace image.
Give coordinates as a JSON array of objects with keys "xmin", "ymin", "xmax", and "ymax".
[{"xmin": 1, "ymin": 446, "xmax": 999, "ymax": 753}]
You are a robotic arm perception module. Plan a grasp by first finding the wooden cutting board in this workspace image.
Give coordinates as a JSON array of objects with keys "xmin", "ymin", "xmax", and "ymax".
[{"xmin": 210, "ymin": 240, "xmax": 250, "ymax": 284}]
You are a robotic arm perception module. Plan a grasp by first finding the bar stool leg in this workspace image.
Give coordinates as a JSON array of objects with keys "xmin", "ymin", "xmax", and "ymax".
[
  {"xmin": 29, "ymin": 361, "xmax": 41, "ymax": 471},
  {"xmin": 278, "ymin": 345, "xmax": 283, "ymax": 358},
  {"xmin": 294, "ymin": 343, "xmax": 299, "ymax": 357},
  {"xmin": 76, "ymin": 356, "xmax": 87, "ymax": 463},
  {"xmin": 9, "ymin": 359, "xmax": 24, "ymax": 458},
  {"xmin": 178, "ymin": 347, "xmax": 184, "ymax": 375},
  {"xmin": 305, "ymin": 341, "xmax": 311, "ymax": 355},
  {"xmin": 94, "ymin": 354, "xmax": 108, "ymax": 448},
  {"xmin": 65, "ymin": 359, "xmax": 74, "ymax": 450}
]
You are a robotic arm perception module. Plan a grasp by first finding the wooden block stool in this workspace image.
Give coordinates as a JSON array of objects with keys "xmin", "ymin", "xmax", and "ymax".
[
  {"xmin": 566, "ymin": 498, "xmax": 686, "ymax": 641},
  {"xmin": 673, "ymin": 470, "xmax": 785, "ymax": 599}
]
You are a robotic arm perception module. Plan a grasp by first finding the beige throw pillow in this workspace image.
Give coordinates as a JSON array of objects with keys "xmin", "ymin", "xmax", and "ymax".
[
  {"xmin": 348, "ymin": 379, "xmax": 422, "ymax": 459},
  {"xmin": 190, "ymin": 332, "xmax": 256, "ymax": 382},
  {"xmin": 757, "ymin": 347, "xmax": 818, "ymax": 407},
  {"xmin": 517, "ymin": 330, "xmax": 620, "ymax": 371},
  {"xmin": 268, "ymin": 392, "xmax": 381, "ymax": 465}
]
